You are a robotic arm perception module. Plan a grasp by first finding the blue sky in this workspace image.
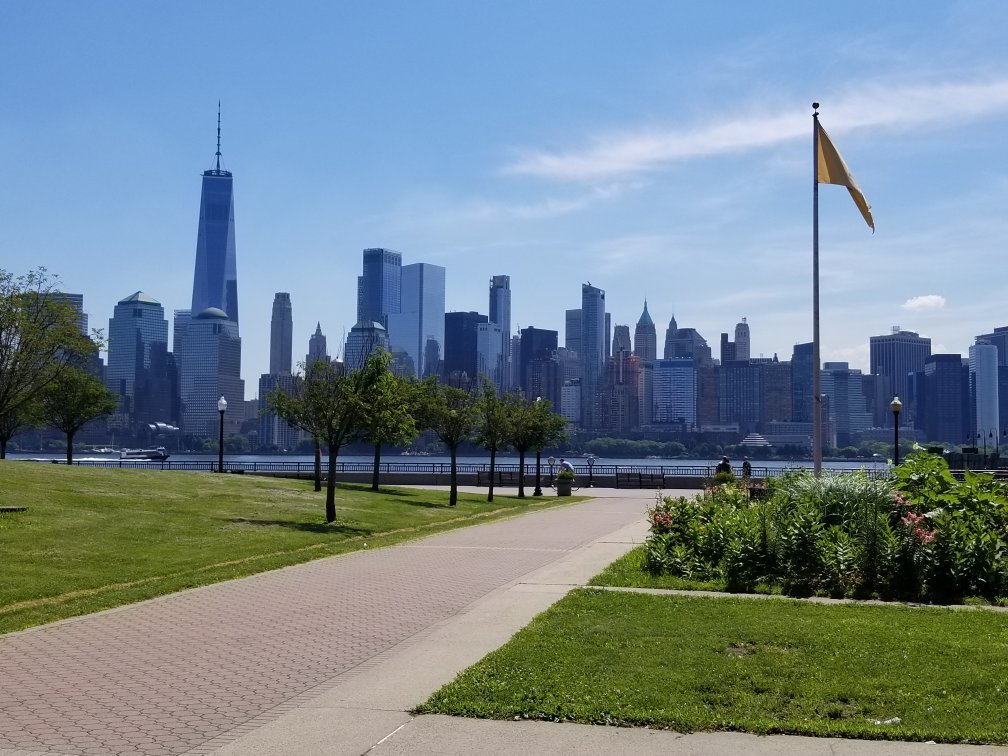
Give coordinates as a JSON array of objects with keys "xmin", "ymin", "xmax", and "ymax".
[{"xmin": 3, "ymin": 1, "xmax": 1006, "ymax": 398}]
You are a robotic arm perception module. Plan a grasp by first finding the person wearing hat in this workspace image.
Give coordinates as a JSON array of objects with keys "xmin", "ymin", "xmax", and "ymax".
[{"xmin": 715, "ymin": 456, "xmax": 732, "ymax": 475}]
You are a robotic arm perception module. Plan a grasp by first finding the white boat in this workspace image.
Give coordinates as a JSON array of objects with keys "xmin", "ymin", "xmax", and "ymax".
[{"xmin": 120, "ymin": 447, "xmax": 170, "ymax": 461}]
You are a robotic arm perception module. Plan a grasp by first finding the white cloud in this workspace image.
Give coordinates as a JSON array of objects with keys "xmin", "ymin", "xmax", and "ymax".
[
  {"xmin": 902, "ymin": 294, "xmax": 947, "ymax": 312},
  {"xmin": 505, "ymin": 77, "xmax": 1008, "ymax": 181}
]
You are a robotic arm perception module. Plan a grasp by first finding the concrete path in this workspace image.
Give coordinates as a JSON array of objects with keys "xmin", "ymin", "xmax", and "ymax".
[{"xmin": 2, "ymin": 487, "xmax": 1005, "ymax": 755}]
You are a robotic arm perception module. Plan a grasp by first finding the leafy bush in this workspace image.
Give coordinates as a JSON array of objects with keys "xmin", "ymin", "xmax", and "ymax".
[{"xmin": 642, "ymin": 450, "xmax": 1008, "ymax": 603}]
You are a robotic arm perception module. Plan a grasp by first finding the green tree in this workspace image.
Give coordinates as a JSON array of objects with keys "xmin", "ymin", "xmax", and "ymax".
[
  {"xmin": 358, "ymin": 351, "xmax": 419, "ymax": 491},
  {"xmin": 473, "ymin": 379, "xmax": 512, "ymax": 503},
  {"xmin": 37, "ymin": 367, "xmax": 117, "ymax": 464},
  {"xmin": 419, "ymin": 381, "xmax": 478, "ymax": 507},
  {"xmin": 0, "ymin": 268, "xmax": 96, "ymax": 420},
  {"xmin": 506, "ymin": 394, "xmax": 540, "ymax": 498},
  {"xmin": 267, "ymin": 359, "xmax": 376, "ymax": 522},
  {"xmin": 0, "ymin": 402, "xmax": 38, "ymax": 459},
  {"xmin": 528, "ymin": 397, "xmax": 567, "ymax": 493}
]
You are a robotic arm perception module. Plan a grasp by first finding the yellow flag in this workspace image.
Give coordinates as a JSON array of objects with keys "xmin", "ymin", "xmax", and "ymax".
[{"xmin": 816, "ymin": 122, "xmax": 874, "ymax": 231}]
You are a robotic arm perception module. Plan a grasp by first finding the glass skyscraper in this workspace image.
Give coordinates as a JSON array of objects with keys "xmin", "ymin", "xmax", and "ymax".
[
  {"xmin": 386, "ymin": 262, "xmax": 445, "ymax": 378},
  {"xmin": 190, "ymin": 118, "xmax": 239, "ymax": 329},
  {"xmin": 579, "ymin": 284, "xmax": 606, "ymax": 429},
  {"xmin": 106, "ymin": 291, "xmax": 171, "ymax": 431},
  {"xmin": 489, "ymin": 275, "xmax": 511, "ymax": 389},
  {"xmin": 357, "ymin": 248, "xmax": 402, "ymax": 328}
]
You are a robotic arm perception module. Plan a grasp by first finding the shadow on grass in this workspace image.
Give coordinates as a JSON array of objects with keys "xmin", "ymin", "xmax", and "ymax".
[{"xmin": 225, "ymin": 517, "xmax": 372, "ymax": 536}]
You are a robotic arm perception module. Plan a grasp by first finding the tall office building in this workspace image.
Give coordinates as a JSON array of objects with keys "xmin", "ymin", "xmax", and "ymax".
[
  {"xmin": 579, "ymin": 283, "xmax": 606, "ymax": 429},
  {"xmin": 443, "ymin": 311, "xmax": 488, "ymax": 385},
  {"xmin": 190, "ymin": 108, "xmax": 239, "ymax": 328},
  {"xmin": 179, "ymin": 308, "xmax": 244, "ymax": 437},
  {"xmin": 519, "ymin": 327, "xmax": 559, "ymax": 396},
  {"xmin": 791, "ymin": 342, "xmax": 814, "ymax": 423},
  {"xmin": 106, "ymin": 292, "xmax": 174, "ymax": 432},
  {"xmin": 488, "ymin": 275, "xmax": 511, "ymax": 389},
  {"xmin": 820, "ymin": 362, "xmax": 873, "ymax": 447},
  {"xmin": 975, "ymin": 326, "xmax": 1008, "ymax": 365},
  {"xmin": 664, "ymin": 316, "xmax": 713, "ymax": 364},
  {"xmin": 269, "ymin": 293, "xmax": 293, "ymax": 375},
  {"xmin": 386, "ymin": 262, "xmax": 445, "ymax": 378},
  {"xmin": 919, "ymin": 355, "xmax": 969, "ymax": 445},
  {"xmin": 605, "ymin": 312, "xmax": 612, "ymax": 360},
  {"xmin": 476, "ymin": 321, "xmax": 505, "ymax": 389},
  {"xmin": 633, "ymin": 301, "xmax": 657, "ymax": 362},
  {"xmin": 344, "ymin": 321, "xmax": 389, "ymax": 371},
  {"xmin": 565, "ymin": 309, "xmax": 582, "ymax": 355},
  {"xmin": 179, "ymin": 113, "xmax": 244, "ymax": 438},
  {"xmin": 652, "ymin": 359, "xmax": 697, "ymax": 428},
  {"xmin": 720, "ymin": 360, "xmax": 763, "ymax": 433},
  {"xmin": 869, "ymin": 327, "xmax": 931, "ymax": 425},
  {"xmin": 357, "ymin": 248, "xmax": 402, "ymax": 328},
  {"xmin": 734, "ymin": 318, "xmax": 750, "ymax": 361},
  {"xmin": 51, "ymin": 292, "xmax": 88, "ymax": 336},
  {"xmin": 597, "ymin": 354, "xmax": 641, "ymax": 433},
  {"xmin": 306, "ymin": 323, "xmax": 329, "ymax": 366},
  {"xmin": 969, "ymin": 340, "xmax": 1000, "ymax": 440},
  {"xmin": 612, "ymin": 325, "xmax": 631, "ymax": 356}
]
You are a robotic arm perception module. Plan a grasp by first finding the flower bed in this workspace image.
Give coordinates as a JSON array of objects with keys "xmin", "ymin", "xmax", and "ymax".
[{"xmin": 645, "ymin": 450, "xmax": 1008, "ymax": 602}]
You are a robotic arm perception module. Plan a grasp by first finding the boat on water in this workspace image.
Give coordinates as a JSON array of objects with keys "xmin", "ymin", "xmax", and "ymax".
[{"xmin": 120, "ymin": 447, "xmax": 170, "ymax": 461}]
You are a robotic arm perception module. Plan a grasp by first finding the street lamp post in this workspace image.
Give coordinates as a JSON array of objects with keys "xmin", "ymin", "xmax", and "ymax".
[
  {"xmin": 547, "ymin": 456, "xmax": 556, "ymax": 488},
  {"xmin": 890, "ymin": 396, "xmax": 902, "ymax": 467},
  {"xmin": 217, "ymin": 395, "xmax": 227, "ymax": 473},
  {"xmin": 586, "ymin": 454, "xmax": 596, "ymax": 488},
  {"xmin": 533, "ymin": 397, "xmax": 543, "ymax": 496}
]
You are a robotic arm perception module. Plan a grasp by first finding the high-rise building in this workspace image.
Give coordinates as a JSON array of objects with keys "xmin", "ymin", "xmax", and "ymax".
[
  {"xmin": 51, "ymin": 292, "xmax": 88, "ymax": 336},
  {"xmin": 653, "ymin": 359, "xmax": 697, "ymax": 428},
  {"xmin": 605, "ymin": 312, "xmax": 612, "ymax": 360},
  {"xmin": 190, "ymin": 108, "xmax": 239, "ymax": 328},
  {"xmin": 734, "ymin": 318, "xmax": 750, "ymax": 361},
  {"xmin": 869, "ymin": 327, "xmax": 931, "ymax": 426},
  {"xmin": 565, "ymin": 309, "xmax": 582, "ymax": 355},
  {"xmin": 791, "ymin": 342, "xmax": 814, "ymax": 423},
  {"xmin": 579, "ymin": 283, "xmax": 606, "ymax": 429},
  {"xmin": 488, "ymin": 275, "xmax": 511, "ymax": 389},
  {"xmin": 443, "ymin": 311, "xmax": 488, "ymax": 385},
  {"xmin": 719, "ymin": 333, "xmax": 736, "ymax": 364},
  {"xmin": 476, "ymin": 321, "xmax": 505, "ymax": 389},
  {"xmin": 107, "ymin": 291, "xmax": 174, "ymax": 432},
  {"xmin": 386, "ymin": 262, "xmax": 445, "ymax": 378},
  {"xmin": 179, "ymin": 114, "xmax": 244, "ymax": 438},
  {"xmin": 719, "ymin": 360, "xmax": 762, "ymax": 433},
  {"xmin": 306, "ymin": 322, "xmax": 329, "ymax": 367},
  {"xmin": 975, "ymin": 326, "xmax": 1008, "ymax": 365},
  {"xmin": 423, "ymin": 337, "xmax": 442, "ymax": 379},
  {"xmin": 597, "ymin": 353, "xmax": 640, "ymax": 433},
  {"xmin": 969, "ymin": 340, "xmax": 1000, "ymax": 441},
  {"xmin": 357, "ymin": 248, "xmax": 402, "ymax": 328},
  {"xmin": 344, "ymin": 321, "xmax": 389, "ymax": 371},
  {"xmin": 269, "ymin": 293, "xmax": 293, "ymax": 375},
  {"xmin": 918, "ymin": 355, "xmax": 969, "ymax": 445},
  {"xmin": 258, "ymin": 374, "xmax": 300, "ymax": 451},
  {"xmin": 820, "ymin": 362, "xmax": 873, "ymax": 447},
  {"xmin": 179, "ymin": 307, "xmax": 244, "ymax": 437},
  {"xmin": 612, "ymin": 325, "xmax": 631, "ymax": 355},
  {"xmin": 518, "ymin": 327, "xmax": 558, "ymax": 394},
  {"xmin": 664, "ymin": 315, "xmax": 713, "ymax": 364},
  {"xmin": 633, "ymin": 300, "xmax": 657, "ymax": 362}
]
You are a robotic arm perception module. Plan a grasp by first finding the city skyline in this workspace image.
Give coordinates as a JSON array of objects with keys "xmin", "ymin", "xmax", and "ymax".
[{"xmin": 3, "ymin": 3, "xmax": 1008, "ymax": 399}]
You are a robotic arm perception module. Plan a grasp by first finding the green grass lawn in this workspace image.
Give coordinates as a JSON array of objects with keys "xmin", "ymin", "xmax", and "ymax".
[
  {"xmin": 420, "ymin": 589, "xmax": 1008, "ymax": 743},
  {"xmin": 0, "ymin": 461, "xmax": 577, "ymax": 634}
]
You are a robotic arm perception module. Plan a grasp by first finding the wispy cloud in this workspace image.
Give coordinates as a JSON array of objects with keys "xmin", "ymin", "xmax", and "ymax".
[
  {"xmin": 505, "ymin": 77, "xmax": 1008, "ymax": 181},
  {"xmin": 902, "ymin": 294, "xmax": 946, "ymax": 312}
]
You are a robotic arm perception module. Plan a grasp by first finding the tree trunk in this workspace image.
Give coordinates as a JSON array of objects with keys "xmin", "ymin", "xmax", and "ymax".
[
  {"xmin": 325, "ymin": 447, "xmax": 337, "ymax": 523},
  {"xmin": 449, "ymin": 446, "xmax": 458, "ymax": 506},
  {"xmin": 371, "ymin": 442, "xmax": 381, "ymax": 491},
  {"xmin": 534, "ymin": 450, "xmax": 542, "ymax": 496},
  {"xmin": 0, "ymin": 438, "xmax": 6, "ymax": 459},
  {"xmin": 487, "ymin": 447, "xmax": 496, "ymax": 503},
  {"xmin": 65, "ymin": 431, "xmax": 75, "ymax": 465},
  {"xmin": 517, "ymin": 449, "xmax": 526, "ymax": 498},
  {"xmin": 314, "ymin": 440, "xmax": 322, "ymax": 492}
]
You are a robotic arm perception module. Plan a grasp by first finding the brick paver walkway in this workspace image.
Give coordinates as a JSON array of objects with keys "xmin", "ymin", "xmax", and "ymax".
[{"xmin": 0, "ymin": 494, "xmax": 643, "ymax": 756}]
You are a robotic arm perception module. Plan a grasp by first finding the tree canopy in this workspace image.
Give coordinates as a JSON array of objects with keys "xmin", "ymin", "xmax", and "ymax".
[{"xmin": 37, "ymin": 366, "xmax": 118, "ymax": 464}]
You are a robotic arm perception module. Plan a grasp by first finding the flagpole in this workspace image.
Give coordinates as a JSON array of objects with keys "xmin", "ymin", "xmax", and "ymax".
[{"xmin": 812, "ymin": 102, "xmax": 822, "ymax": 475}]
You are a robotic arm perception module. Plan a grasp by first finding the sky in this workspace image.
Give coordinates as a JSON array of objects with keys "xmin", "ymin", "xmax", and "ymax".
[{"xmin": 3, "ymin": 1, "xmax": 1007, "ymax": 399}]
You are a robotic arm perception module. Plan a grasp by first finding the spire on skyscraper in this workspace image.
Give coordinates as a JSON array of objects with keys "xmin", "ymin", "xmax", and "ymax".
[{"xmin": 215, "ymin": 100, "xmax": 222, "ymax": 172}]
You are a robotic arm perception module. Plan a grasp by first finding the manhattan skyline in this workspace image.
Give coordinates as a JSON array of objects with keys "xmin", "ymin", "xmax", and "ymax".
[{"xmin": 3, "ymin": 2, "xmax": 1007, "ymax": 399}]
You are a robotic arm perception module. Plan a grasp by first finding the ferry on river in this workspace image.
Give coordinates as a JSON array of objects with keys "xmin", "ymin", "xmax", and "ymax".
[{"xmin": 120, "ymin": 447, "xmax": 170, "ymax": 461}]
